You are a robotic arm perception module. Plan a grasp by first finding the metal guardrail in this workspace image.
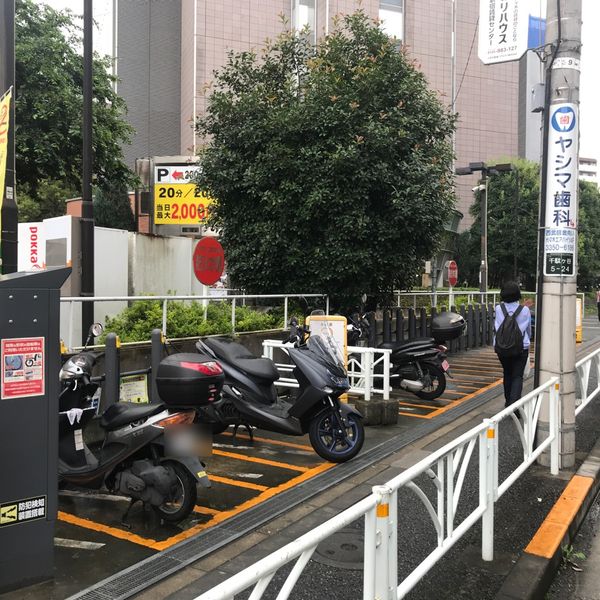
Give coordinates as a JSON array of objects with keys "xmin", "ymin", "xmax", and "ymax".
[
  {"xmin": 262, "ymin": 340, "xmax": 392, "ymax": 401},
  {"xmin": 192, "ymin": 376, "xmax": 560, "ymax": 600},
  {"xmin": 575, "ymin": 345, "xmax": 600, "ymax": 416},
  {"xmin": 395, "ymin": 290, "xmax": 586, "ymax": 311},
  {"xmin": 60, "ymin": 293, "xmax": 329, "ymax": 351}
]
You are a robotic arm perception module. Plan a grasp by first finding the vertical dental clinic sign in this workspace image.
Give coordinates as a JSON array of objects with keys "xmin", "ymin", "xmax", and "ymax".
[
  {"xmin": 544, "ymin": 104, "xmax": 579, "ymax": 276},
  {"xmin": 0, "ymin": 88, "xmax": 11, "ymax": 268},
  {"xmin": 478, "ymin": 0, "xmax": 529, "ymax": 64}
]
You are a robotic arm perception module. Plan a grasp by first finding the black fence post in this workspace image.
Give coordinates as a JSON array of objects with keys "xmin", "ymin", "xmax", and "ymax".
[
  {"xmin": 467, "ymin": 305, "xmax": 475, "ymax": 349},
  {"xmin": 383, "ymin": 309, "xmax": 391, "ymax": 343},
  {"xmin": 481, "ymin": 303, "xmax": 488, "ymax": 346},
  {"xmin": 367, "ymin": 312, "xmax": 377, "ymax": 347},
  {"xmin": 488, "ymin": 304, "xmax": 495, "ymax": 344},
  {"xmin": 459, "ymin": 305, "xmax": 467, "ymax": 351},
  {"xmin": 429, "ymin": 306, "xmax": 437, "ymax": 337},
  {"xmin": 474, "ymin": 304, "xmax": 482, "ymax": 346},
  {"xmin": 420, "ymin": 307, "xmax": 427, "ymax": 337},
  {"xmin": 408, "ymin": 307, "xmax": 416, "ymax": 340},
  {"xmin": 395, "ymin": 308, "xmax": 404, "ymax": 342},
  {"xmin": 150, "ymin": 328, "xmax": 163, "ymax": 403}
]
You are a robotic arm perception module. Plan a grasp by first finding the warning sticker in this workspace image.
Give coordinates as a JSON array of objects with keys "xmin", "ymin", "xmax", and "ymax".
[
  {"xmin": 1, "ymin": 337, "xmax": 45, "ymax": 399},
  {"xmin": 0, "ymin": 495, "xmax": 46, "ymax": 528}
]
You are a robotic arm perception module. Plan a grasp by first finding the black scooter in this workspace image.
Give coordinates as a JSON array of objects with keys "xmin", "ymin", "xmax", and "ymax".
[
  {"xmin": 58, "ymin": 324, "xmax": 211, "ymax": 525},
  {"xmin": 195, "ymin": 320, "xmax": 364, "ymax": 463},
  {"xmin": 350, "ymin": 311, "xmax": 466, "ymax": 401}
]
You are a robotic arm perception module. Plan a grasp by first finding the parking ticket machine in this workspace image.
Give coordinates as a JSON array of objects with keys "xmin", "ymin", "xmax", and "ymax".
[{"xmin": 0, "ymin": 267, "xmax": 70, "ymax": 593}]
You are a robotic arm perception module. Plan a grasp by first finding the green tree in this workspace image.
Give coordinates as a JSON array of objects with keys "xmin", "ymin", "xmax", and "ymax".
[
  {"xmin": 94, "ymin": 183, "xmax": 135, "ymax": 231},
  {"xmin": 195, "ymin": 12, "xmax": 456, "ymax": 306},
  {"xmin": 15, "ymin": 0, "xmax": 134, "ymax": 217},
  {"xmin": 457, "ymin": 158, "xmax": 600, "ymax": 290},
  {"xmin": 17, "ymin": 179, "xmax": 77, "ymax": 222}
]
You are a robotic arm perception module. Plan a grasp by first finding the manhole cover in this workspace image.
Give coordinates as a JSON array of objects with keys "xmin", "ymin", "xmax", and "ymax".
[{"xmin": 313, "ymin": 527, "xmax": 364, "ymax": 570}]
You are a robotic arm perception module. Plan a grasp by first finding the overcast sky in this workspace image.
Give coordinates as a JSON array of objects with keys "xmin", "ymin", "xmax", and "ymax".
[{"xmin": 38, "ymin": 0, "xmax": 600, "ymax": 164}]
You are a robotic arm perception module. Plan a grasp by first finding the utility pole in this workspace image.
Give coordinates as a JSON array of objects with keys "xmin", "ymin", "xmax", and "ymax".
[
  {"xmin": 0, "ymin": 0, "xmax": 17, "ymax": 275},
  {"xmin": 81, "ymin": 0, "xmax": 94, "ymax": 343},
  {"xmin": 479, "ymin": 174, "xmax": 488, "ymax": 303},
  {"xmin": 537, "ymin": 0, "xmax": 582, "ymax": 469}
]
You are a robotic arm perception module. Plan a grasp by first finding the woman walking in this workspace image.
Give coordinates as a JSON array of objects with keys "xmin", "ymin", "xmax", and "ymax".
[{"xmin": 494, "ymin": 282, "xmax": 532, "ymax": 409}]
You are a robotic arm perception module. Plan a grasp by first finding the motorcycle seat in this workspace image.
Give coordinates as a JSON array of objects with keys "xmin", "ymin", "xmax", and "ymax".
[
  {"xmin": 203, "ymin": 338, "xmax": 280, "ymax": 382},
  {"xmin": 379, "ymin": 338, "xmax": 436, "ymax": 352},
  {"xmin": 100, "ymin": 402, "xmax": 164, "ymax": 431}
]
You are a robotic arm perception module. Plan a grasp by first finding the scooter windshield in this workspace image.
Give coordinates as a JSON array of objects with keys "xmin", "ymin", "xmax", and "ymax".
[{"xmin": 307, "ymin": 334, "xmax": 346, "ymax": 376}]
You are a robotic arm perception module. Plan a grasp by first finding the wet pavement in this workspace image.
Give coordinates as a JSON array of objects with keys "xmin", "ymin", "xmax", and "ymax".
[{"xmin": 3, "ymin": 319, "xmax": 599, "ymax": 600}]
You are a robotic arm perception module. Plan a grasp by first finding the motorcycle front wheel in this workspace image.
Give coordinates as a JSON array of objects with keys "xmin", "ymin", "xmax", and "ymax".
[
  {"xmin": 415, "ymin": 363, "xmax": 446, "ymax": 400},
  {"xmin": 309, "ymin": 409, "xmax": 364, "ymax": 463},
  {"xmin": 153, "ymin": 461, "xmax": 197, "ymax": 523}
]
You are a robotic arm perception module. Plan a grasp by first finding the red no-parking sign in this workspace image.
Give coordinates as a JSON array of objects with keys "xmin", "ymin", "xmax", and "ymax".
[
  {"xmin": 447, "ymin": 260, "xmax": 458, "ymax": 287},
  {"xmin": 193, "ymin": 237, "xmax": 225, "ymax": 285}
]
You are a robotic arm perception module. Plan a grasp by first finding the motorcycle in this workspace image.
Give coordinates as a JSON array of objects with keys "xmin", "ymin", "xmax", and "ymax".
[
  {"xmin": 58, "ymin": 324, "xmax": 214, "ymax": 525},
  {"xmin": 194, "ymin": 319, "xmax": 365, "ymax": 463},
  {"xmin": 349, "ymin": 311, "xmax": 466, "ymax": 401}
]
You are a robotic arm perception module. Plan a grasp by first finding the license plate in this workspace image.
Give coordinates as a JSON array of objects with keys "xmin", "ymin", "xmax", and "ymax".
[{"xmin": 441, "ymin": 360, "xmax": 450, "ymax": 372}]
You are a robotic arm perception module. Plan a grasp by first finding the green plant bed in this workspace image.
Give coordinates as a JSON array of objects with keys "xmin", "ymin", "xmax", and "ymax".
[{"xmin": 101, "ymin": 299, "xmax": 284, "ymax": 343}]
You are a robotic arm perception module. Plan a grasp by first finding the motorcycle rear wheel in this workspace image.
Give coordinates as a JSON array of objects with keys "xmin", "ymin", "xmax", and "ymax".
[
  {"xmin": 309, "ymin": 410, "xmax": 364, "ymax": 463},
  {"xmin": 415, "ymin": 363, "xmax": 446, "ymax": 400},
  {"xmin": 153, "ymin": 461, "xmax": 197, "ymax": 523}
]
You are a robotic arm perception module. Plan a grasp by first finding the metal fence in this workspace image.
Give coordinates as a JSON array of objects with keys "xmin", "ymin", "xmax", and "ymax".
[
  {"xmin": 262, "ymin": 340, "xmax": 392, "ymax": 401},
  {"xmin": 192, "ymin": 376, "xmax": 560, "ymax": 600},
  {"xmin": 60, "ymin": 293, "xmax": 328, "ymax": 352},
  {"xmin": 575, "ymin": 345, "xmax": 600, "ymax": 416}
]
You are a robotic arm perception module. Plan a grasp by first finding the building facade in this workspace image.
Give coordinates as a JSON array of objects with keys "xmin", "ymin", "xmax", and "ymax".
[{"xmin": 116, "ymin": 0, "xmax": 521, "ymax": 229}]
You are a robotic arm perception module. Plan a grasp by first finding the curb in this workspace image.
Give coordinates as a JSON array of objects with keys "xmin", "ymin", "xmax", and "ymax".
[{"xmin": 495, "ymin": 435, "xmax": 600, "ymax": 600}]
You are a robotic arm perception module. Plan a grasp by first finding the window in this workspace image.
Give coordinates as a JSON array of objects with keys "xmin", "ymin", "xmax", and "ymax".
[
  {"xmin": 292, "ymin": 0, "xmax": 316, "ymax": 44},
  {"xmin": 379, "ymin": 0, "xmax": 404, "ymax": 42}
]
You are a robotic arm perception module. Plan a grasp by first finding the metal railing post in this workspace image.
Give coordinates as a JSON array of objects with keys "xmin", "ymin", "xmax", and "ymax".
[
  {"xmin": 364, "ymin": 349, "xmax": 373, "ymax": 401},
  {"xmin": 371, "ymin": 485, "xmax": 395, "ymax": 600},
  {"xmin": 383, "ymin": 351, "xmax": 390, "ymax": 401},
  {"xmin": 284, "ymin": 297, "xmax": 289, "ymax": 330},
  {"xmin": 162, "ymin": 299, "xmax": 168, "ymax": 337},
  {"xmin": 550, "ymin": 381, "xmax": 560, "ymax": 475},
  {"xmin": 231, "ymin": 298, "xmax": 237, "ymax": 333},
  {"xmin": 480, "ymin": 419, "xmax": 496, "ymax": 561},
  {"xmin": 68, "ymin": 300, "xmax": 74, "ymax": 352},
  {"xmin": 325, "ymin": 295, "xmax": 330, "ymax": 315}
]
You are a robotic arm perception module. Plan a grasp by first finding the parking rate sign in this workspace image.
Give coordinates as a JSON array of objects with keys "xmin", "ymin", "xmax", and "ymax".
[
  {"xmin": 154, "ymin": 165, "xmax": 213, "ymax": 225},
  {"xmin": 544, "ymin": 103, "xmax": 579, "ymax": 277}
]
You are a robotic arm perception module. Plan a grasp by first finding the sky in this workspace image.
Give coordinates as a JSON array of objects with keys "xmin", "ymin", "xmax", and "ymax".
[{"xmin": 37, "ymin": 0, "xmax": 600, "ymax": 164}]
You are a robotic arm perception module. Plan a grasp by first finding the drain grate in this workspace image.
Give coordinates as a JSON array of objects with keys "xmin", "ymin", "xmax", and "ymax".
[{"xmin": 68, "ymin": 382, "xmax": 502, "ymax": 600}]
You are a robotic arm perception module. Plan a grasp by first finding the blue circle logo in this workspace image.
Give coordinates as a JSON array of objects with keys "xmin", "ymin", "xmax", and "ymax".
[{"xmin": 551, "ymin": 106, "xmax": 576, "ymax": 132}]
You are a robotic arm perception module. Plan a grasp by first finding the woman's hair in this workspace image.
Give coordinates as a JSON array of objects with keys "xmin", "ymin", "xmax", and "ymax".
[{"xmin": 500, "ymin": 281, "xmax": 521, "ymax": 303}]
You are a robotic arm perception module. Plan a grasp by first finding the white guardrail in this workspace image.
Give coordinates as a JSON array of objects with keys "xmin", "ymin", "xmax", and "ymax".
[
  {"xmin": 575, "ymin": 345, "xmax": 600, "ymax": 416},
  {"xmin": 395, "ymin": 290, "xmax": 586, "ymax": 311},
  {"xmin": 262, "ymin": 340, "xmax": 391, "ymax": 401},
  {"xmin": 193, "ymin": 376, "xmax": 561, "ymax": 600},
  {"xmin": 60, "ymin": 293, "xmax": 328, "ymax": 352}
]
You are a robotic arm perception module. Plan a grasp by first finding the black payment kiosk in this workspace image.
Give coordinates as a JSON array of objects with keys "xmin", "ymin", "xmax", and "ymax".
[{"xmin": 0, "ymin": 268, "xmax": 71, "ymax": 593}]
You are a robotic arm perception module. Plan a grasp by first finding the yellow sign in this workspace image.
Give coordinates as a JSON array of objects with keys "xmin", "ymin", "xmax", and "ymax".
[
  {"xmin": 0, "ymin": 88, "xmax": 12, "ymax": 257},
  {"xmin": 0, "ymin": 504, "xmax": 17, "ymax": 525},
  {"xmin": 154, "ymin": 184, "xmax": 213, "ymax": 225},
  {"xmin": 576, "ymin": 297, "xmax": 583, "ymax": 343}
]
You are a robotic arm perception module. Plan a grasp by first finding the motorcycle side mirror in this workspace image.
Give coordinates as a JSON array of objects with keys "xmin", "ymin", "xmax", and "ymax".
[{"xmin": 90, "ymin": 323, "xmax": 104, "ymax": 338}]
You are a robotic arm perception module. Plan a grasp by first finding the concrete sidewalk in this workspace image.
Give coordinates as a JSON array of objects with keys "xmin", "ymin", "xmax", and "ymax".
[{"xmin": 130, "ymin": 363, "xmax": 600, "ymax": 600}]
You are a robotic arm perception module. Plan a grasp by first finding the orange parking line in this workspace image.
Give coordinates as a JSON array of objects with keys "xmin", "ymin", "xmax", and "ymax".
[
  {"xmin": 152, "ymin": 461, "xmax": 335, "ymax": 551},
  {"xmin": 398, "ymin": 401, "xmax": 446, "ymax": 410},
  {"xmin": 194, "ymin": 505, "xmax": 221, "ymax": 516},
  {"xmin": 57, "ymin": 510, "xmax": 161, "ymax": 550},
  {"xmin": 425, "ymin": 379, "xmax": 503, "ymax": 419},
  {"xmin": 397, "ymin": 411, "xmax": 431, "ymax": 419},
  {"xmin": 212, "ymin": 449, "xmax": 310, "ymax": 472},
  {"xmin": 220, "ymin": 431, "xmax": 314, "ymax": 452},
  {"xmin": 209, "ymin": 474, "xmax": 269, "ymax": 492}
]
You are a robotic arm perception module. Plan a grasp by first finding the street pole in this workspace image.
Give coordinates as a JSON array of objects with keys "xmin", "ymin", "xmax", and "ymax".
[
  {"xmin": 480, "ymin": 174, "xmax": 488, "ymax": 304},
  {"xmin": 81, "ymin": 0, "xmax": 94, "ymax": 343},
  {"xmin": 537, "ymin": 0, "xmax": 582, "ymax": 469},
  {"xmin": 0, "ymin": 0, "xmax": 17, "ymax": 275}
]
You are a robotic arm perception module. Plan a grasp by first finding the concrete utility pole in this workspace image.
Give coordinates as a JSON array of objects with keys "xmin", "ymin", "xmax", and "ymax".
[{"xmin": 537, "ymin": 0, "xmax": 582, "ymax": 469}]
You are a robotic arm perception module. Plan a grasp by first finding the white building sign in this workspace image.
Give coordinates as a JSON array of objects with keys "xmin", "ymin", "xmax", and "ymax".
[
  {"xmin": 544, "ymin": 103, "xmax": 579, "ymax": 277},
  {"xmin": 478, "ymin": 0, "xmax": 529, "ymax": 65}
]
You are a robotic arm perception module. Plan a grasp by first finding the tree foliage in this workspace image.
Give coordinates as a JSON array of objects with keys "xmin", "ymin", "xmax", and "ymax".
[
  {"xmin": 195, "ymin": 12, "xmax": 456, "ymax": 306},
  {"xmin": 94, "ymin": 183, "xmax": 135, "ymax": 231},
  {"xmin": 456, "ymin": 158, "xmax": 600, "ymax": 290},
  {"xmin": 15, "ymin": 0, "xmax": 134, "ymax": 218}
]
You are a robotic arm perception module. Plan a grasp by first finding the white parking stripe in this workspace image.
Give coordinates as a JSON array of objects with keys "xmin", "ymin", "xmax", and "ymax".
[{"xmin": 54, "ymin": 538, "xmax": 105, "ymax": 550}]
